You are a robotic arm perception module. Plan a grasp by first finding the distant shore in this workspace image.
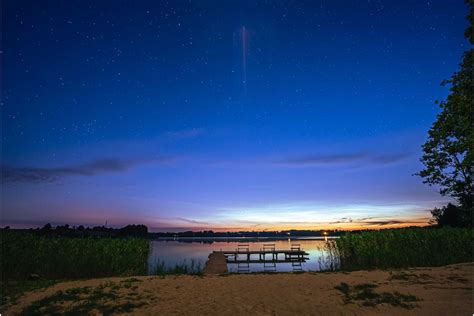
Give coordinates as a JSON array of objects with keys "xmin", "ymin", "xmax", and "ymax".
[
  {"xmin": 4, "ymin": 263, "xmax": 472, "ymax": 315},
  {"xmin": 153, "ymin": 236, "xmax": 338, "ymax": 242}
]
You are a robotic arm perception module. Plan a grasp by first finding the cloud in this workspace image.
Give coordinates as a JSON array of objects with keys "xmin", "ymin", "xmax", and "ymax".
[
  {"xmin": 1, "ymin": 157, "xmax": 170, "ymax": 183},
  {"xmin": 281, "ymin": 153, "xmax": 364, "ymax": 165},
  {"xmin": 276, "ymin": 152, "xmax": 410, "ymax": 167},
  {"xmin": 359, "ymin": 220, "xmax": 405, "ymax": 226},
  {"xmin": 330, "ymin": 216, "xmax": 428, "ymax": 227},
  {"xmin": 176, "ymin": 217, "xmax": 210, "ymax": 226}
]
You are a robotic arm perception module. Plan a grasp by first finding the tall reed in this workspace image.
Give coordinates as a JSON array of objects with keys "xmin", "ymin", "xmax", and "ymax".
[
  {"xmin": 152, "ymin": 259, "xmax": 203, "ymax": 276},
  {"xmin": 333, "ymin": 227, "xmax": 473, "ymax": 270},
  {"xmin": 0, "ymin": 231, "xmax": 150, "ymax": 280}
]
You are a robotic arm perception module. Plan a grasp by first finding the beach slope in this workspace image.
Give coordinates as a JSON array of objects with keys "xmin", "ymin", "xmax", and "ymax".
[{"xmin": 3, "ymin": 263, "xmax": 472, "ymax": 315}]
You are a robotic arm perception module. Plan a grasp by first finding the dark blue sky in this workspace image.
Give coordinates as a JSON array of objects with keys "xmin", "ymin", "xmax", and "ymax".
[{"xmin": 1, "ymin": 0, "xmax": 470, "ymax": 231}]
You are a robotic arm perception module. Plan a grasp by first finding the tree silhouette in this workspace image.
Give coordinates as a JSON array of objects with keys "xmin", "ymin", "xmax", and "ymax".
[
  {"xmin": 418, "ymin": 0, "xmax": 473, "ymax": 226},
  {"xmin": 430, "ymin": 203, "xmax": 471, "ymax": 227}
]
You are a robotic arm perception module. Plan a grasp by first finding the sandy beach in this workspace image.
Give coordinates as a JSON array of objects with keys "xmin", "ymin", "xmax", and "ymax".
[{"xmin": 3, "ymin": 262, "xmax": 472, "ymax": 315}]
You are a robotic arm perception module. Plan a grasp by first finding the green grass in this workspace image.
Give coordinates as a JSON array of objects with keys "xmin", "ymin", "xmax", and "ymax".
[
  {"xmin": 0, "ymin": 279, "xmax": 58, "ymax": 307},
  {"xmin": 18, "ymin": 282, "xmax": 147, "ymax": 316},
  {"xmin": 326, "ymin": 227, "xmax": 473, "ymax": 270},
  {"xmin": 335, "ymin": 282, "xmax": 419, "ymax": 309},
  {"xmin": 388, "ymin": 271, "xmax": 434, "ymax": 284},
  {"xmin": 0, "ymin": 231, "xmax": 150, "ymax": 281}
]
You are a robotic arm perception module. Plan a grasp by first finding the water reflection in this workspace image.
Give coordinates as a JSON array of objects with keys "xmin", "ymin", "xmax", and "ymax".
[{"xmin": 148, "ymin": 238, "xmax": 336, "ymax": 273}]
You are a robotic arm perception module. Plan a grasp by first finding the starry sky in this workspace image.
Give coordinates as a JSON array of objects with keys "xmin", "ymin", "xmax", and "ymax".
[{"xmin": 1, "ymin": 0, "xmax": 470, "ymax": 231}]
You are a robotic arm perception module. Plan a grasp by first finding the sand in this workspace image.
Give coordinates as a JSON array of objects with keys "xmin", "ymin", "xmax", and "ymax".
[{"xmin": 3, "ymin": 263, "xmax": 473, "ymax": 315}]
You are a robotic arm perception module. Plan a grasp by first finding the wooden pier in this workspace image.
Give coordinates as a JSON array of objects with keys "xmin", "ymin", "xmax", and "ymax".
[
  {"xmin": 217, "ymin": 243, "xmax": 308, "ymax": 262},
  {"xmin": 217, "ymin": 249, "xmax": 309, "ymax": 262},
  {"xmin": 203, "ymin": 252, "xmax": 228, "ymax": 275},
  {"xmin": 203, "ymin": 244, "xmax": 309, "ymax": 275}
]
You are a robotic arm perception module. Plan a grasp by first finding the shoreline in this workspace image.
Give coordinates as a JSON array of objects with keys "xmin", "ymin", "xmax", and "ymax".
[
  {"xmin": 151, "ymin": 236, "xmax": 338, "ymax": 242},
  {"xmin": 3, "ymin": 262, "xmax": 472, "ymax": 315}
]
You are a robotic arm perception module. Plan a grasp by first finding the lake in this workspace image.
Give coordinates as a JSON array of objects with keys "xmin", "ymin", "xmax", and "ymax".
[{"xmin": 148, "ymin": 237, "xmax": 337, "ymax": 273}]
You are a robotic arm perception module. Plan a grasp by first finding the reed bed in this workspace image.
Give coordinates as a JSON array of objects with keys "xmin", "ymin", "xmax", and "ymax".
[
  {"xmin": 327, "ymin": 227, "xmax": 473, "ymax": 271},
  {"xmin": 0, "ymin": 231, "xmax": 150, "ymax": 280},
  {"xmin": 152, "ymin": 259, "xmax": 203, "ymax": 276}
]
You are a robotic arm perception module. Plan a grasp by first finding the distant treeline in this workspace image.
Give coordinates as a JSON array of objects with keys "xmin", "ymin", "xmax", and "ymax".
[
  {"xmin": 1, "ymin": 223, "xmax": 149, "ymax": 238},
  {"xmin": 149, "ymin": 229, "xmax": 345, "ymax": 238},
  {"xmin": 1, "ymin": 223, "xmax": 429, "ymax": 239}
]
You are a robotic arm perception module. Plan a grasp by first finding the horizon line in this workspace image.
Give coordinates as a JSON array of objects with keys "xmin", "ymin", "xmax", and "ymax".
[{"xmin": 1, "ymin": 221, "xmax": 431, "ymax": 233}]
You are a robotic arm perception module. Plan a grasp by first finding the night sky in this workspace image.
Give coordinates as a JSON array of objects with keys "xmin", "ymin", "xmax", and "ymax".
[{"xmin": 1, "ymin": 0, "xmax": 470, "ymax": 231}]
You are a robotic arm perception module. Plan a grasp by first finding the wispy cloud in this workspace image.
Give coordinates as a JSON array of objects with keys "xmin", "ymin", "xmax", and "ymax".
[
  {"xmin": 2, "ymin": 157, "xmax": 170, "ymax": 183},
  {"xmin": 176, "ymin": 217, "xmax": 210, "ymax": 226},
  {"xmin": 361, "ymin": 220, "xmax": 405, "ymax": 226},
  {"xmin": 276, "ymin": 152, "xmax": 410, "ymax": 167},
  {"xmin": 329, "ymin": 214, "xmax": 430, "ymax": 227}
]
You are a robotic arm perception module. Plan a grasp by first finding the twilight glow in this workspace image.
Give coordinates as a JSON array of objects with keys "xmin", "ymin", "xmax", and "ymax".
[{"xmin": 1, "ymin": 0, "xmax": 469, "ymax": 231}]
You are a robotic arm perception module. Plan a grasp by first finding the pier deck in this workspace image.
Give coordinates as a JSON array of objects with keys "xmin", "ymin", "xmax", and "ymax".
[
  {"xmin": 215, "ymin": 250, "xmax": 309, "ymax": 256},
  {"xmin": 203, "ymin": 252, "xmax": 228, "ymax": 275},
  {"xmin": 204, "ymin": 244, "xmax": 309, "ymax": 274},
  {"xmin": 214, "ymin": 249, "xmax": 309, "ymax": 263}
]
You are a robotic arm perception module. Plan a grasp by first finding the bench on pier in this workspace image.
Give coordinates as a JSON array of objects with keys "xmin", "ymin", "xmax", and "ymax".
[
  {"xmin": 262, "ymin": 243, "xmax": 275, "ymax": 252},
  {"xmin": 237, "ymin": 243, "xmax": 249, "ymax": 252},
  {"xmin": 290, "ymin": 243, "xmax": 301, "ymax": 251},
  {"xmin": 215, "ymin": 248, "xmax": 309, "ymax": 264}
]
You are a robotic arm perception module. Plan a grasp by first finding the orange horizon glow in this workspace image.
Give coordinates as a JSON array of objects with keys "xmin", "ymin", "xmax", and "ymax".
[
  {"xmin": 2, "ymin": 203, "xmax": 434, "ymax": 233},
  {"xmin": 2, "ymin": 218, "xmax": 432, "ymax": 233},
  {"xmin": 196, "ymin": 222, "xmax": 431, "ymax": 233},
  {"xmin": 146, "ymin": 216, "xmax": 432, "ymax": 233}
]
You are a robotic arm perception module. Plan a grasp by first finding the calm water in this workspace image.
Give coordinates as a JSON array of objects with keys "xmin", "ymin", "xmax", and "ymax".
[{"xmin": 148, "ymin": 238, "xmax": 337, "ymax": 273}]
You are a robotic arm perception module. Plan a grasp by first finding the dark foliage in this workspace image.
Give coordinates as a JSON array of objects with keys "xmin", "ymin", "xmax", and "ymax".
[
  {"xmin": 430, "ymin": 203, "xmax": 473, "ymax": 228},
  {"xmin": 417, "ymin": 0, "xmax": 473, "ymax": 222}
]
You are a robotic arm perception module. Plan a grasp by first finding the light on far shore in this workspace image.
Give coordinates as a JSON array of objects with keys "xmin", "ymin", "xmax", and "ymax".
[{"xmin": 323, "ymin": 231, "xmax": 329, "ymax": 242}]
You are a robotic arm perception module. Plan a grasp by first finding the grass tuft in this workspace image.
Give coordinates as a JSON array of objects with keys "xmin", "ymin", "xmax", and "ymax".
[
  {"xmin": 19, "ymin": 282, "xmax": 147, "ymax": 315},
  {"xmin": 334, "ymin": 282, "xmax": 419, "ymax": 309}
]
